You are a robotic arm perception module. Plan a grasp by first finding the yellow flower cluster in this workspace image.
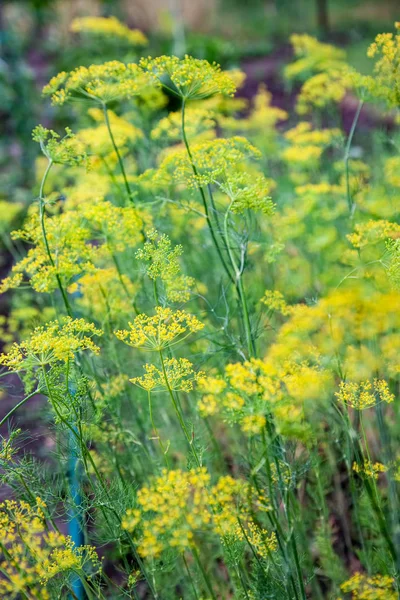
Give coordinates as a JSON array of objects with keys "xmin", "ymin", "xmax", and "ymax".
[
  {"xmin": 282, "ymin": 122, "xmax": 342, "ymax": 175},
  {"xmin": 160, "ymin": 136, "xmax": 261, "ymax": 189},
  {"xmin": 260, "ymin": 290, "xmax": 290, "ymax": 315},
  {"xmin": 0, "ymin": 498, "xmax": 100, "ymax": 597},
  {"xmin": 347, "ymin": 219, "xmax": 400, "ymax": 249},
  {"xmin": 151, "ymin": 107, "xmax": 215, "ymax": 143},
  {"xmin": 221, "ymin": 173, "xmax": 275, "ymax": 215},
  {"xmin": 352, "ymin": 460, "xmax": 387, "ymax": 479},
  {"xmin": 296, "ymin": 69, "xmax": 351, "ymax": 114},
  {"xmin": 43, "ymin": 61, "xmax": 152, "ymax": 106},
  {"xmin": 140, "ymin": 55, "xmax": 236, "ymax": 100},
  {"xmin": 78, "ymin": 198, "xmax": 144, "ymax": 254},
  {"xmin": 285, "ymin": 34, "xmax": 350, "ymax": 113},
  {"xmin": 136, "ymin": 229, "xmax": 195, "ymax": 302},
  {"xmin": 122, "ymin": 468, "xmax": 275, "ymax": 559},
  {"xmin": 70, "ymin": 15, "xmax": 148, "ymax": 46},
  {"xmin": 285, "ymin": 34, "xmax": 347, "ymax": 81},
  {"xmin": 353, "ymin": 25, "xmax": 400, "ymax": 108},
  {"xmin": 340, "ymin": 572, "xmax": 397, "ymax": 599},
  {"xmin": 115, "ymin": 306, "xmax": 204, "ymax": 350},
  {"xmin": 0, "ymin": 317, "xmax": 102, "ymax": 370},
  {"xmin": 266, "ymin": 287, "xmax": 400, "ymax": 381},
  {"xmin": 32, "ymin": 125, "xmax": 88, "ymax": 167},
  {"xmin": 2, "ymin": 211, "xmax": 95, "ymax": 293},
  {"xmin": 335, "ymin": 379, "xmax": 394, "ymax": 410},
  {"xmin": 131, "ymin": 358, "xmax": 204, "ymax": 392},
  {"xmin": 197, "ymin": 357, "xmax": 330, "ymax": 440}
]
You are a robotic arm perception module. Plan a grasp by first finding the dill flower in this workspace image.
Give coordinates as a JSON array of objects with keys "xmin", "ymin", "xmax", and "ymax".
[
  {"xmin": 261, "ymin": 289, "xmax": 290, "ymax": 315},
  {"xmin": 1, "ymin": 211, "xmax": 96, "ymax": 293},
  {"xmin": 32, "ymin": 125, "xmax": 88, "ymax": 167},
  {"xmin": 140, "ymin": 55, "xmax": 236, "ymax": 100},
  {"xmin": 70, "ymin": 15, "xmax": 148, "ymax": 46},
  {"xmin": 122, "ymin": 468, "xmax": 251, "ymax": 558},
  {"xmin": 352, "ymin": 24, "xmax": 400, "ymax": 108},
  {"xmin": 240, "ymin": 414, "xmax": 267, "ymax": 436},
  {"xmin": 335, "ymin": 379, "xmax": 394, "ymax": 410},
  {"xmin": 384, "ymin": 156, "xmax": 400, "ymax": 187},
  {"xmin": 220, "ymin": 172, "xmax": 275, "ymax": 215},
  {"xmin": 285, "ymin": 34, "xmax": 347, "ymax": 81},
  {"xmin": 0, "ymin": 498, "xmax": 101, "ymax": 597},
  {"xmin": 296, "ymin": 69, "xmax": 351, "ymax": 114},
  {"xmin": 0, "ymin": 317, "xmax": 102, "ymax": 370},
  {"xmin": 78, "ymin": 198, "xmax": 144, "ymax": 253},
  {"xmin": 284, "ymin": 122, "xmax": 342, "ymax": 146},
  {"xmin": 43, "ymin": 61, "xmax": 153, "ymax": 106},
  {"xmin": 160, "ymin": 136, "xmax": 261, "ymax": 189},
  {"xmin": 115, "ymin": 306, "xmax": 204, "ymax": 351},
  {"xmin": 150, "ymin": 107, "xmax": 215, "ymax": 143},
  {"xmin": 246, "ymin": 521, "xmax": 277, "ymax": 557},
  {"xmin": 340, "ymin": 572, "xmax": 397, "ymax": 599},
  {"xmin": 352, "ymin": 460, "xmax": 387, "ymax": 479},
  {"xmin": 347, "ymin": 219, "xmax": 400, "ymax": 249},
  {"xmin": 136, "ymin": 229, "xmax": 195, "ymax": 302},
  {"xmin": 130, "ymin": 358, "xmax": 204, "ymax": 392}
]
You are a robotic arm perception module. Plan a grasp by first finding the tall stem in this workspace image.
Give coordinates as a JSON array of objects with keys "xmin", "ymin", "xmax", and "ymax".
[
  {"xmin": 223, "ymin": 201, "xmax": 255, "ymax": 357},
  {"xmin": 344, "ymin": 99, "xmax": 364, "ymax": 214},
  {"xmin": 102, "ymin": 102, "xmax": 134, "ymax": 206},
  {"xmin": 159, "ymin": 348, "xmax": 200, "ymax": 466},
  {"xmin": 181, "ymin": 98, "xmax": 234, "ymax": 285},
  {"xmin": 38, "ymin": 159, "xmax": 73, "ymax": 317}
]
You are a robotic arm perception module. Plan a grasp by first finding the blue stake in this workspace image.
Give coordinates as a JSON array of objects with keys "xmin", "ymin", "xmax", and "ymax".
[{"xmin": 68, "ymin": 385, "xmax": 84, "ymax": 599}]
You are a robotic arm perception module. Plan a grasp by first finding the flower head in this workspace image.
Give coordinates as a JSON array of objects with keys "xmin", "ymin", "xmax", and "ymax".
[
  {"xmin": 71, "ymin": 15, "xmax": 147, "ymax": 46},
  {"xmin": 140, "ymin": 55, "xmax": 236, "ymax": 100},
  {"xmin": 43, "ymin": 61, "xmax": 153, "ymax": 106},
  {"xmin": 130, "ymin": 358, "xmax": 204, "ymax": 392},
  {"xmin": 115, "ymin": 306, "xmax": 204, "ymax": 350},
  {"xmin": 335, "ymin": 379, "xmax": 394, "ymax": 410},
  {"xmin": 32, "ymin": 126, "xmax": 88, "ymax": 167},
  {"xmin": 0, "ymin": 317, "xmax": 103, "ymax": 370}
]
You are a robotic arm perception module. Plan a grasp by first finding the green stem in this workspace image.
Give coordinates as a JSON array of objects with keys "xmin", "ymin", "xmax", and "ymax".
[
  {"xmin": 0, "ymin": 388, "xmax": 40, "ymax": 427},
  {"xmin": 148, "ymin": 390, "xmax": 170, "ymax": 467},
  {"xmin": 159, "ymin": 348, "xmax": 200, "ymax": 466},
  {"xmin": 191, "ymin": 546, "xmax": 217, "ymax": 600},
  {"xmin": 344, "ymin": 99, "xmax": 364, "ymax": 213},
  {"xmin": 223, "ymin": 200, "xmax": 255, "ymax": 357},
  {"xmin": 38, "ymin": 159, "xmax": 73, "ymax": 317},
  {"xmin": 102, "ymin": 102, "xmax": 134, "ymax": 206},
  {"xmin": 181, "ymin": 98, "xmax": 234, "ymax": 285},
  {"xmin": 183, "ymin": 553, "xmax": 200, "ymax": 600}
]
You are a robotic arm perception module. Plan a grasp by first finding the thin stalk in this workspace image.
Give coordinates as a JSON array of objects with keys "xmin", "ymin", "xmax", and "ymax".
[
  {"xmin": 158, "ymin": 349, "xmax": 200, "ymax": 466},
  {"xmin": 223, "ymin": 200, "xmax": 255, "ymax": 357},
  {"xmin": 183, "ymin": 554, "xmax": 200, "ymax": 600},
  {"xmin": 0, "ymin": 388, "xmax": 40, "ymax": 427},
  {"xmin": 102, "ymin": 102, "xmax": 134, "ymax": 206},
  {"xmin": 344, "ymin": 99, "xmax": 364, "ymax": 213},
  {"xmin": 148, "ymin": 390, "xmax": 170, "ymax": 467},
  {"xmin": 181, "ymin": 98, "xmax": 234, "ymax": 285},
  {"xmin": 38, "ymin": 159, "xmax": 73, "ymax": 317},
  {"xmin": 191, "ymin": 546, "xmax": 217, "ymax": 600}
]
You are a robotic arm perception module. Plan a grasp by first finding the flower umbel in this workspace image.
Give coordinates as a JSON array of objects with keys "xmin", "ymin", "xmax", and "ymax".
[{"xmin": 115, "ymin": 306, "xmax": 204, "ymax": 350}]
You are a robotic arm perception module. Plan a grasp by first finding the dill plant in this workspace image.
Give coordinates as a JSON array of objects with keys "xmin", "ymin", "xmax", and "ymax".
[{"xmin": 2, "ymin": 14, "xmax": 400, "ymax": 600}]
